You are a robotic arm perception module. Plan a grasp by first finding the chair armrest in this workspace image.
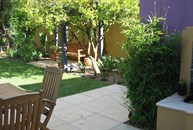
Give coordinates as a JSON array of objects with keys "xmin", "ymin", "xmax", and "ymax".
[{"xmin": 43, "ymin": 99, "xmax": 56, "ymax": 107}]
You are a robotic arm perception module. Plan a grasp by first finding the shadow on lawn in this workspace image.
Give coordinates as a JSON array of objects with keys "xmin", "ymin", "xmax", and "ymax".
[
  {"xmin": 0, "ymin": 58, "xmax": 44, "ymax": 78},
  {"xmin": 19, "ymin": 77, "xmax": 110, "ymax": 98}
]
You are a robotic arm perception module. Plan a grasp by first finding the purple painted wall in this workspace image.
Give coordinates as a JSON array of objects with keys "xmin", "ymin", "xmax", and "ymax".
[{"xmin": 140, "ymin": 0, "xmax": 193, "ymax": 33}]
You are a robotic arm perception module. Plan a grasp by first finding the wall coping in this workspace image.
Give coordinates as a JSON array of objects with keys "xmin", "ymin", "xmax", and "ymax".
[{"xmin": 156, "ymin": 93, "xmax": 193, "ymax": 114}]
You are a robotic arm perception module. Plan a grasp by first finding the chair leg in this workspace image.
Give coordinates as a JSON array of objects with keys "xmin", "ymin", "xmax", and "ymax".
[
  {"xmin": 39, "ymin": 122, "xmax": 50, "ymax": 130},
  {"xmin": 42, "ymin": 108, "xmax": 54, "ymax": 126}
]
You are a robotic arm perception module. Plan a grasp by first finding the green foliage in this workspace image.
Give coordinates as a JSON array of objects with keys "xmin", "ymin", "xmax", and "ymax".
[
  {"xmin": 121, "ymin": 15, "xmax": 164, "ymax": 57},
  {"xmin": 65, "ymin": 0, "xmax": 134, "ymax": 60},
  {"xmin": 120, "ymin": 13, "xmax": 181, "ymax": 128},
  {"xmin": 6, "ymin": 48, "xmax": 15, "ymax": 57},
  {"xmin": 37, "ymin": 0, "xmax": 67, "ymax": 32},
  {"xmin": 14, "ymin": 42, "xmax": 42, "ymax": 62},
  {"xmin": 0, "ymin": 0, "xmax": 14, "ymax": 47},
  {"xmin": 97, "ymin": 55, "xmax": 119, "ymax": 79}
]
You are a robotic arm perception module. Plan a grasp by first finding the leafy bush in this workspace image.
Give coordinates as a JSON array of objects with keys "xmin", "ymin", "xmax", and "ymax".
[
  {"xmin": 120, "ymin": 12, "xmax": 181, "ymax": 129},
  {"xmin": 121, "ymin": 36, "xmax": 180, "ymax": 128},
  {"xmin": 6, "ymin": 48, "xmax": 15, "ymax": 58},
  {"xmin": 97, "ymin": 55, "xmax": 119, "ymax": 79},
  {"xmin": 14, "ymin": 44, "xmax": 42, "ymax": 62}
]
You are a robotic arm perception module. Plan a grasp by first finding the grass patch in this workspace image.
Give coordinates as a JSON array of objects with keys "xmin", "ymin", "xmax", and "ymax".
[{"xmin": 0, "ymin": 58, "xmax": 110, "ymax": 97}]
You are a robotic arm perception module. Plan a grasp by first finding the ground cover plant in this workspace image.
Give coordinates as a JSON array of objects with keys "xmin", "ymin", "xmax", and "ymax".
[{"xmin": 0, "ymin": 58, "xmax": 110, "ymax": 97}]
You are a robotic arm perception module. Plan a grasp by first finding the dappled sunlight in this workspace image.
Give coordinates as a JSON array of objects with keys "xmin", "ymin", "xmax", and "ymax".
[{"xmin": 0, "ymin": 58, "xmax": 44, "ymax": 79}]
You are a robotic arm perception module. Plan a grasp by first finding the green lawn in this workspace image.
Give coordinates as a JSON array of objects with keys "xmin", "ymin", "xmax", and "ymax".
[{"xmin": 0, "ymin": 58, "xmax": 110, "ymax": 97}]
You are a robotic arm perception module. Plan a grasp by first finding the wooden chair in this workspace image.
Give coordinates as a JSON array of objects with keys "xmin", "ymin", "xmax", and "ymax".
[
  {"xmin": 41, "ymin": 67, "xmax": 63, "ymax": 127},
  {"xmin": 0, "ymin": 90, "xmax": 48, "ymax": 130}
]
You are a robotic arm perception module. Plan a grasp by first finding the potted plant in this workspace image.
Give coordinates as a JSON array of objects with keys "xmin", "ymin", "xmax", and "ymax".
[{"xmin": 178, "ymin": 80, "xmax": 187, "ymax": 96}]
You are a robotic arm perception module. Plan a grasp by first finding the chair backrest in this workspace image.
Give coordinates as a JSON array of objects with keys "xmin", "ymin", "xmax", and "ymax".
[
  {"xmin": 41, "ymin": 67, "xmax": 63, "ymax": 103},
  {"xmin": 0, "ymin": 91, "xmax": 43, "ymax": 130}
]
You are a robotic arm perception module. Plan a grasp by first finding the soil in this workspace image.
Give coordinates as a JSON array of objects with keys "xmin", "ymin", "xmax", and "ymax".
[{"xmin": 69, "ymin": 67, "xmax": 125, "ymax": 85}]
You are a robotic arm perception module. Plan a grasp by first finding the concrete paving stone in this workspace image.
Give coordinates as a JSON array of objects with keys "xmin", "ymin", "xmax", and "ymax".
[
  {"xmin": 71, "ymin": 114, "xmax": 121, "ymax": 130},
  {"xmin": 60, "ymin": 94, "xmax": 95, "ymax": 105},
  {"xmin": 111, "ymin": 123, "xmax": 142, "ymax": 130},
  {"xmin": 54, "ymin": 98, "xmax": 73, "ymax": 110},
  {"xmin": 81, "ymin": 88, "xmax": 115, "ymax": 98},
  {"xmin": 53, "ymin": 106, "xmax": 94, "ymax": 122},
  {"xmin": 99, "ymin": 105, "xmax": 129, "ymax": 122},
  {"xmin": 107, "ymin": 93, "xmax": 128, "ymax": 106},
  {"xmin": 101, "ymin": 84, "xmax": 128, "ymax": 93},
  {"xmin": 50, "ymin": 123, "xmax": 80, "ymax": 130},
  {"xmin": 45, "ymin": 115, "xmax": 68, "ymax": 128},
  {"xmin": 43, "ymin": 84, "xmax": 140, "ymax": 130},
  {"xmin": 77, "ymin": 96, "xmax": 120, "ymax": 113}
]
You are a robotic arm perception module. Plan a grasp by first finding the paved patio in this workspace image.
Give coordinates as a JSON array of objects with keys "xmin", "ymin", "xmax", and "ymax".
[
  {"xmin": 30, "ymin": 59, "xmax": 141, "ymax": 129},
  {"xmin": 44, "ymin": 84, "xmax": 141, "ymax": 130}
]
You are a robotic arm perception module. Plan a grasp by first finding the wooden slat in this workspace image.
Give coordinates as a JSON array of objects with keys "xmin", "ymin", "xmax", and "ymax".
[
  {"xmin": 15, "ymin": 104, "xmax": 21, "ymax": 130},
  {"xmin": 10, "ymin": 105, "xmax": 15, "ymax": 129},
  {"xmin": 41, "ymin": 67, "xmax": 63, "ymax": 126},
  {"xmin": 21, "ymin": 103, "xmax": 27, "ymax": 130},
  {"xmin": 4, "ymin": 106, "xmax": 8, "ymax": 130},
  {"xmin": 0, "ymin": 91, "xmax": 45, "ymax": 130}
]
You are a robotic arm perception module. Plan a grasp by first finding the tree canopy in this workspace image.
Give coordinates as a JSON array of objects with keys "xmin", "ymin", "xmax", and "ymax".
[{"xmin": 2, "ymin": 0, "xmax": 139, "ymax": 64}]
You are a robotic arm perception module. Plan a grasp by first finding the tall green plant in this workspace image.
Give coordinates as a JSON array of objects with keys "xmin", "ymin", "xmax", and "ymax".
[{"xmin": 120, "ymin": 11, "xmax": 181, "ymax": 129}]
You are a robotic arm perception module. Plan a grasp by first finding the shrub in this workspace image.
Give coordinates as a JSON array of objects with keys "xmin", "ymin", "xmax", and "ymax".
[
  {"xmin": 7, "ymin": 48, "xmax": 15, "ymax": 58},
  {"xmin": 121, "ymin": 36, "xmax": 180, "ymax": 128},
  {"xmin": 97, "ymin": 55, "xmax": 119, "ymax": 80},
  {"xmin": 120, "ymin": 10, "xmax": 181, "ymax": 128},
  {"xmin": 14, "ymin": 44, "xmax": 42, "ymax": 62}
]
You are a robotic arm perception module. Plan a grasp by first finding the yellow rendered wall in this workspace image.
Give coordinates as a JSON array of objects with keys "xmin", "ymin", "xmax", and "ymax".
[
  {"xmin": 105, "ymin": 23, "xmax": 127, "ymax": 58},
  {"xmin": 157, "ymin": 107, "xmax": 185, "ymax": 130},
  {"xmin": 34, "ymin": 24, "xmax": 127, "ymax": 58},
  {"xmin": 180, "ymin": 26, "xmax": 193, "ymax": 94},
  {"xmin": 157, "ymin": 107, "xmax": 193, "ymax": 130}
]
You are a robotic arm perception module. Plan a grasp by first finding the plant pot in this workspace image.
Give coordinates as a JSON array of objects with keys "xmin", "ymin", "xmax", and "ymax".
[
  {"xmin": 84, "ymin": 57, "xmax": 93, "ymax": 66},
  {"xmin": 178, "ymin": 84, "xmax": 187, "ymax": 96}
]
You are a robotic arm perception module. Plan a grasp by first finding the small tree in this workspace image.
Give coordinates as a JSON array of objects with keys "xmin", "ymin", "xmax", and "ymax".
[{"xmin": 64, "ymin": 0, "xmax": 133, "ymax": 72}]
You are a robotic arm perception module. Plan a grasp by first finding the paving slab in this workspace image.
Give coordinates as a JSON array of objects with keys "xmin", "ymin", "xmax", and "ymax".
[
  {"xmin": 71, "ymin": 114, "xmax": 121, "ymax": 130},
  {"xmin": 48, "ymin": 84, "xmax": 142, "ymax": 130},
  {"xmin": 53, "ymin": 106, "xmax": 94, "ymax": 122},
  {"xmin": 99, "ymin": 105, "xmax": 129, "ymax": 122},
  {"xmin": 111, "ymin": 123, "xmax": 142, "ymax": 130}
]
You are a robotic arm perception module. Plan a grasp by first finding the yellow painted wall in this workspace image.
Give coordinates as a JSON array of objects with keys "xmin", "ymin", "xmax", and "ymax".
[
  {"xmin": 34, "ymin": 24, "xmax": 127, "ymax": 58},
  {"xmin": 180, "ymin": 26, "xmax": 193, "ymax": 94},
  {"xmin": 105, "ymin": 23, "xmax": 127, "ymax": 58},
  {"xmin": 157, "ymin": 107, "xmax": 193, "ymax": 130}
]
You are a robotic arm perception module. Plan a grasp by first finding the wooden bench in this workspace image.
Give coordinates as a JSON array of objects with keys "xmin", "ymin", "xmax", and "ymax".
[
  {"xmin": 57, "ymin": 43, "xmax": 87, "ymax": 63},
  {"xmin": 67, "ymin": 43, "xmax": 88, "ymax": 63}
]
